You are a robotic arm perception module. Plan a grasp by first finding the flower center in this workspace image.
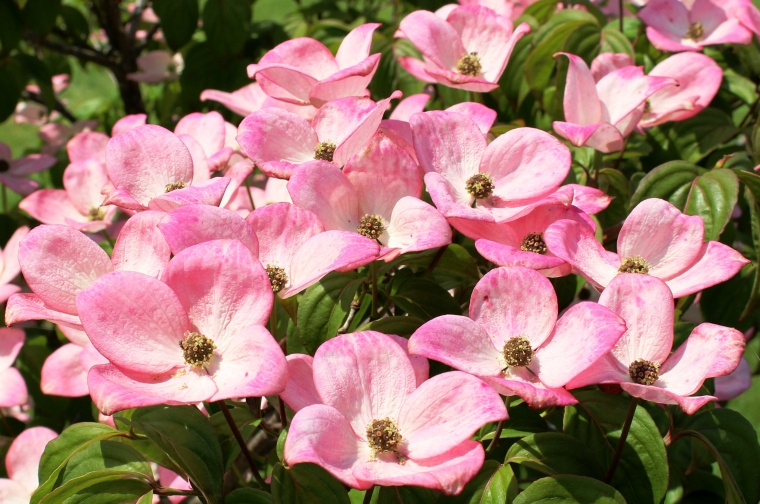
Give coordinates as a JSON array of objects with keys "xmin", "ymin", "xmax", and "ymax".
[
  {"xmin": 266, "ymin": 264, "xmax": 288, "ymax": 293},
  {"xmin": 687, "ymin": 22, "xmax": 704, "ymax": 41},
  {"xmin": 87, "ymin": 207, "xmax": 105, "ymax": 221},
  {"xmin": 179, "ymin": 331, "xmax": 216, "ymax": 368},
  {"xmin": 357, "ymin": 214, "xmax": 384, "ymax": 241},
  {"xmin": 521, "ymin": 232, "xmax": 547, "ymax": 254},
  {"xmin": 0, "ymin": 159, "xmax": 9, "ymax": 173},
  {"xmin": 366, "ymin": 417, "xmax": 403, "ymax": 457},
  {"xmin": 465, "ymin": 173, "xmax": 494, "ymax": 200},
  {"xmin": 502, "ymin": 336, "xmax": 533, "ymax": 368},
  {"xmin": 457, "ymin": 52, "xmax": 482, "ymax": 76},
  {"xmin": 617, "ymin": 256, "xmax": 650, "ymax": 274},
  {"xmin": 629, "ymin": 358, "xmax": 660, "ymax": 385},
  {"xmin": 314, "ymin": 141, "xmax": 336, "ymax": 162},
  {"xmin": 165, "ymin": 181, "xmax": 187, "ymax": 193}
]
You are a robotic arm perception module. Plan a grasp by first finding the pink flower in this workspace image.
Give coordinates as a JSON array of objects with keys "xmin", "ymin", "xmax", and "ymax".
[
  {"xmin": 284, "ymin": 331, "xmax": 507, "ymax": 494},
  {"xmin": 38, "ymin": 120, "xmax": 99, "ymax": 155},
  {"xmin": 237, "ymin": 92, "xmax": 400, "ymax": 179},
  {"xmin": 77, "ymin": 239, "xmax": 288, "ymax": 415},
  {"xmin": 0, "ymin": 427, "xmax": 58, "ymax": 503},
  {"xmin": 0, "ymin": 143, "xmax": 57, "ymax": 195},
  {"xmin": 409, "ymin": 266, "xmax": 626, "ymax": 408},
  {"xmin": 639, "ymin": 52, "xmax": 722, "ymax": 128},
  {"xmin": 246, "ymin": 203, "xmax": 380, "ymax": 298},
  {"xmin": 127, "ymin": 50, "xmax": 183, "ymax": 83},
  {"xmin": 40, "ymin": 325, "xmax": 107, "ymax": 397},
  {"xmin": 552, "ymin": 53, "xmax": 674, "ymax": 153},
  {"xmin": 201, "ymin": 82, "xmax": 318, "ymax": 120},
  {"xmin": 395, "ymin": 5, "xmax": 530, "ymax": 92},
  {"xmin": 454, "ymin": 0, "xmax": 538, "ymax": 21},
  {"xmin": 566, "ymin": 274, "xmax": 745, "ymax": 414},
  {"xmin": 411, "ymin": 110, "xmax": 572, "ymax": 225},
  {"xmin": 247, "ymin": 23, "xmax": 381, "ymax": 107},
  {"xmin": 639, "ymin": 0, "xmax": 753, "ymax": 52},
  {"xmin": 174, "ymin": 112, "xmax": 233, "ymax": 172},
  {"xmin": 287, "ymin": 131, "xmax": 452, "ymax": 261},
  {"xmin": 0, "ymin": 328, "xmax": 28, "ymax": 409},
  {"xmin": 103, "ymin": 124, "xmax": 230, "ymax": 211},
  {"xmin": 0, "ymin": 227, "xmax": 29, "ymax": 304},
  {"xmin": 544, "ymin": 198, "xmax": 749, "ymax": 298}
]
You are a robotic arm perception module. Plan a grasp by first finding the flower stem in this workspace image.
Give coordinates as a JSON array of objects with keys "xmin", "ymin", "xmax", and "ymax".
[
  {"xmin": 363, "ymin": 486, "xmax": 375, "ymax": 504},
  {"xmin": 486, "ymin": 419, "xmax": 504, "ymax": 453},
  {"xmin": 218, "ymin": 401, "xmax": 268, "ymax": 488},
  {"xmin": 605, "ymin": 397, "xmax": 638, "ymax": 483},
  {"xmin": 618, "ymin": 0, "xmax": 624, "ymax": 32},
  {"xmin": 244, "ymin": 175, "xmax": 256, "ymax": 211},
  {"xmin": 369, "ymin": 261, "xmax": 379, "ymax": 320}
]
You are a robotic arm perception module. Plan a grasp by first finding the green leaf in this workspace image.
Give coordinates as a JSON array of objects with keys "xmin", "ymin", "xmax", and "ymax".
[
  {"xmin": 391, "ymin": 275, "xmax": 462, "ymax": 319},
  {"xmin": 203, "ymin": 0, "xmax": 252, "ymax": 59},
  {"xmin": 39, "ymin": 473, "xmax": 154, "ymax": 504},
  {"xmin": 226, "ymin": 488, "xmax": 273, "ymax": 504},
  {"xmin": 563, "ymin": 391, "xmax": 669, "ymax": 504},
  {"xmin": 33, "ymin": 423, "xmax": 127, "ymax": 504},
  {"xmin": 727, "ymin": 376, "xmax": 760, "ymax": 442},
  {"xmin": 58, "ymin": 440, "xmax": 153, "ymax": 482},
  {"xmin": 522, "ymin": 0, "xmax": 559, "ymax": 24},
  {"xmin": 377, "ymin": 485, "xmax": 440, "ymax": 503},
  {"xmin": 441, "ymin": 461, "xmax": 518, "ymax": 504},
  {"xmin": 600, "ymin": 23, "xmax": 634, "ymax": 57},
  {"xmin": 130, "ymin": 406, "xmax": 224, "ymax": 504},
  {"xmin": 513, "ymin": 475, "xmax": 627, "ymax": 504},
  {"xmin": 0, "ymin": 59, "xmax": 25, "ymax": 122},
  {"xmin": 22, "ymin": 0, "xmax": 61, "ymax": 35},
  {"xmin": 0, "ymin": 0, "xmax": 23, "ymax": 53},
  {"xmin": 297, "ymin": 272, "xmax": 363, "ymax": 354},
  {"xmin": 479, "ymin": 401, "xmax": 547, "ymax": 440},
  {"xmin": 505, "ymin": 432, "xmax": 606, "ymax": 479},
  {"xmin": 670, "ymin": 108, "xmax": 741, "ymax": 163},
  {"xmin": 271, "ymin": 463, "xmax": 351, "ymax": 504},
  {"xmin": 208, "ymin": 405, "xmax": 261, "ymax": 469},
  {"xmin": 683, "ymin": 169, "xmax": 739, "ymax": 241},
  {"xmin": 630, "ymin": 160, "xmax": 705, "ymax": 209},
  {"xmin": 723, "ymin": 69, "xmax": 758, "ymax": 105},
  {"xmin": 59, "ymin": 5, "xmax": 89, "ymax": 43},
  {"xmin": 356, "ymin": 316, "xmax": 425, "ymax": 336},
  {"xmin": 152, "ymin": 0, "xmax": 199, "ymax": 51},
  {"xmin": 680, "ymin": 408, "xmax": 760, "ymax": 503}
]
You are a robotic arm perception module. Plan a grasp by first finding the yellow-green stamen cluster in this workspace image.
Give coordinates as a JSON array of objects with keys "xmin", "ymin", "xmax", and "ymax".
[
  {"xmin": 618, "ymin": 256, "xmax": 650, "ymax": 274},
  {"xmin": 314, "ymin": 142, "xmax": 336, "ymax": 162},
  {"xmin": 165, "ymin": 181, "xmax": 187, "ymax": 193},
  {"xmin": 465, "ymin": 173, "xmax": 494, "ymax": 200},
  {"xmin": 629, "ymin": 358, "xmax": 660, "ymax": 385},
  {"xmin": 87, "ymin": 207, "xmax": 106, "ymax": 221},
  {"xmin": 357, "ymin": 214, "xmax": 384, "ymax": 240},
  {"xmin": 502, "ymin": 336, "xmax": 533, "ymax": 369},
  {"xmin": 179, "ymin": 331, "xmax": 216, "ymax": 368},
  {"xmin": 687, "ymin": 22, "xmax": 704, "ymax": 41},
  {"xmin": 457, "ymin": 52, "xmax": 482, "ymax": 76},
  {"xmin": 266, "ymin": 264, "xmax": 288, "ymax": 293},
  {"xmin": 521, "ymin": 232, "xmax": 547, "ymax": 254},
  {"xmin": 367, "ymin": 417, "xmax": 402, "ymax": 455}
]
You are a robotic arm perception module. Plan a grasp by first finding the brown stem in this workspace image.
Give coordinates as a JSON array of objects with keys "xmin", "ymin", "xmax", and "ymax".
[
  {"xmin": 21, "ymin": 89, "xmax": 77, "ymax": 123},
  {"xmin": 218, "ymin": 401, "xmax": 268, "ymax": 488},
  {"xmin": 604, "ymin": 397, "xmax": 638, "ymax": 483}
]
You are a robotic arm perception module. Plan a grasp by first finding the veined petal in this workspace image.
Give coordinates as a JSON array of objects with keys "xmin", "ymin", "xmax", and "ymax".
[
  {"xmin": 19, "ymin": 190, "xmax": 85, "ymax": 226},
  {"xmin": 287, "ymin": 162, "xmax": 359, "ymax": 232},
  {"xmin": 665, "ymin": 241, "xmax": 749, "ymax": 298},
  {"xmin": 40, "ymin": 343, "xmax": 89, "ymax": 397},
  {"xmin": 6, "ymin": 426, "xmax": 58, "ymax": 492},
  {"xmin": 556, "ymin": 52, "xmax": 602, "ymax": 125},
  {"xmin": 397, "ymin": 10, "xmax": 466, "ymax": 71},
  {"xmin": 112, "ymin": 211, "xmax": 171, "ymax": 278},
  {"xmin": 279, "ymin": 354, "xmax": 320, "ymax": 413},
  {"xmin": 385, "ymin": 197, "xmax": 452, "ymax": 255},
  {"xmin": 620, "ymin": 382, "xmax": 715, "ymax": 414},
  {"xmin": 309, "ymin": 54, "xmax": 380, "ymax": 108},
  {"xmin": 147, "ymin": 177, "xmax": 230, "ymax": 211},
  {"xmin": 159, "ymin": 204, "xmax": 258, "ymax": 256},
  {"xmin": 0, "ymin": 368, "xmax": 27, "ymax": 408}
]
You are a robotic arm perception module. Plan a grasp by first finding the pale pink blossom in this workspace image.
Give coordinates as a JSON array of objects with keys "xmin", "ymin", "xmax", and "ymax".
[
  {"xmin": 246, "ymin": 203, "xmax": 380, "ymax": 298},
  {"xmin": 237, "ymin": 92, "xmax": 400, "ymax": 179},
  {"xmin": 566, "ymin": 274, "xmax": 745, "ymax": 414},
  {"xmin": 127, "ymin": 50, "xmax": 183, "ymax": 83},
  {"xmin": 454, "ymin": 0, "xmax": 538, "ymax": 21},
  {"xmin": 284, "ymin": 331, "xmax": 507, "ymax": 494},
  {"xmin": 0, "ymin": 227, "xmax": 29, "ymax": 304},
  {"xmin": 552, "ymin": 53, "xmax": 674, "ymax": 153},
  {"xmin": 248, "ymin": 23, "xmax": 381, "ymax": 107},
  {"xmin": 639, "ymin": 0, "xmax": 753, "ymax": 52},
  {"xmin": 0, "ymin": 143, "xmax": 57, "ymax": 195},
  {"xmin": 201, "ymin": 82, "xmax": 318, "ymax": 120},
  {"xmin": 40, "ymin": 324, "xmax": 107, "ymax": 397},
  {"xmin": 395, "ymin": 5, "xmax": 530, "ymax": 92},
  {"xmin": 409, "ymin": 266, "xmax": 626, "ymax": 408},
  {"xmin": 0, "ymin": 328, "xmax": 28, "ymax": 409},
  {"xmin": 38, "ymin": 120, "xmax": 98, "ymax": 155},
  {"xmin": 287, "ymin": 131, "xmax": 451, "ymax": 261},
  {"xmin": 77, "ymin": 239, "xmax": 287, "ymax": 415},
  {"xmin": 175, "ymin": 112, "xmax": 233, "ymax": 172},
  {"xmin": 0, "ymin": 427, "xmax": 58, "ymax": 503},
  {"xmin": 544, "ymin": 198, "xmax": 749, "ymax": 298}
]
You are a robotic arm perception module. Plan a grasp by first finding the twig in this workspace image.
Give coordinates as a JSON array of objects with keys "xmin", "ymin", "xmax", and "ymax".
[
  {"xmin": 21, "ymin": 89, "xmax": 77, "ymax": 123},
  {"xmin": 604, "ymin": 397, "xmax": 638, "ymax": 483},
  {"xmin": 218, "ymin": 401, "xmax": 268, "ymax": 488}
]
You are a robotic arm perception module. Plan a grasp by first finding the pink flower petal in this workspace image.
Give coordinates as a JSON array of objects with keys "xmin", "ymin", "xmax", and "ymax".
[
  {"xmin": 63, "ymin": 160, "xmax": 110, "ymax": 215},
  {"xmin": 390, "ymin": 94, "xmax": 430, "ymax": 121},
  {"xmin": 620, "ymin": 382, "xmax": 715, "ymax": 414},
  {"xmin": 280, "ymin": 354, "xmax": 320, "ymax": 412},
  {"xmin": 556, "ymin": 52, "xmax": 602, "ymax": 125},
  {"xmin": 0, "ymin": 327, "xmax": 24, "ymax": 369},
  {"xmin": 19, "ymin": 189, "xmax": 86, "ymax": 226},
  {"xmin": 175, "ymin": 112, "xmax": 226, "ymax": 160},
  {"xmin": 664, "ymin": 241, "xmax": 749, "ymax": 298},
  {"xmin": 287, "ymin": 162, "xmax": 359, "ymax": 231},
  {"xmin": 111, "ymin": 211, "xmax": 171, "ymax": 278},
  {"xmin": 5, "ymin": 293, "xmax": 82, "ymax": 328},
  {"xmin": 66, "ymin": 131, "xmax": 109, "ymax": 164},
  {"xmin": 397, "ymin": 10, "xmax": 466, "ymax": 71},
  {"xmin": 111, "ymin": 114, "xmax": 147, "ymax": 137},
  {"xmin": 309, "ymin": 54, "xmax": 381, "ymax": 108},
  {"xmin": 40, "ymin": 343, "xmax": 89, "ymax": 397},
  {"xmin": 147, "ymin": 177, "xmax": 230, "ymax": 211},
  {"xmin": 0, "ymin": 226, "xmax": 29, "ymax": 285},
  {"xmin": 483, "ymin": 374, "xmax": 579, "ymax": 407},
  {"xmin": 6, "ymin": 426, "xmax": 58, "ymax": 492},
  {"xmin": 158, "ymin": 205, "xmax": 258, "ymax": 256},
  {"xmin": 446, "ymin": 102, "xmax": 496, "ymax": 135},
  {"xmin": 0, "ymin": 368, "xmax": 27, "ymax": 408},
  {"xmin": 385, "ymin": 196, "xmax": 452, "ymax": 255},
  {"xmin": 200, "ymin": 83, "xmax": 267, "ymax": 117}
]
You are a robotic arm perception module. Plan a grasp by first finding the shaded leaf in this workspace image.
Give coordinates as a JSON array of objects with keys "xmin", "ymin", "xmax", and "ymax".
[
  {"xmin": 513, "ymin": 475, "xmax": 626, "ymax": 504},
  {"xmin": 152, "ymin": 0, "xmax": 199, "ymax": 51}
]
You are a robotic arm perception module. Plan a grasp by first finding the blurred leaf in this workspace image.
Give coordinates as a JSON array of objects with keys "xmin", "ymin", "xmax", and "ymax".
[
  {"xmin": 441, "ymin": 461, "xmax": 518, "ymax": 504},
  {"xmin": 723, "ymin": 69, "xmax": 757, "ymax": 105},
  {"xmin": 152, "ymin": 0, "xmax": 199, "ymax": 51},
  {"xmin": 297, "ymin": 272, "xmax": 363, "ymax": 354},
  {"xmin": 513, "ymin": 475, "xmax": 626, "ymax": 504},
  {"xmin": 271, "ymin": 462, "xmax": 351, "ymax": 504},
  {"xmin": 680, "ymin": 408, "xmax": 760, "ymax": 503},
  {"xmin": 226, "ymin": 488, "xmax": 273, "ymax": 503},
  {"xmin": 630, "ymin": 160, "xmax": 705, "ymax": 209},
  {"xmin": 683, "ymin": 169, "xmax": 739, "ymax": 241},
  {"xmin": 753, "ymin": 114, "xmax": 760, "ymax": 165},
  {"xmin": 600, "ymin": 23, "xmax": 634, "ymax": 57},
  {"xmin": 40, "ymin": 473, "xmax": 154, "ymax": 504},
  {"xmin": 16, "ymin": 54, "xmax": 55, "ymax": 110},
  {"xmin": 563, "ymin": 391, "xmax": 669, "ymax": 504},
  {"xmin": 506, "ymin": 432, "xmax": 606, "ymax": 478},
  {"xmin": 522, "ymin": 0, "xmax": 559, "ymax": 24},
  {"xmin": 22, "ymin": 0, "xmax": 61, "ymax": 35},
  {"xmin": 130, "ymin": 406, "xmax": 224, "ymax": 504},
  {"xmin": 0, "ymin": 59, "xmax": 25, "ymax": 122},
  {"xmin": 59, "ymin": 5, "xmax": 89, "ymax": 43},
  {"xmin": 670, "ymin": 108, "xmax": 741, "ymax": 163},
  {"xmin": 203, "ymin": 0, "xmax": 252, "ymax": 59},
  {"xmin": 357, "ymin": 315, "xmax": 425, "ymax": 336},
  {"xmin": 391, "ymin": 275, "xmax": 461, "ymax": 319},
  {"xmin": 727, "ymin": 376, "xmax": 760, "ymax": 443},
  {"xmin": 0, "ymin": 0, "xmax": 23, "ymax": 53}
]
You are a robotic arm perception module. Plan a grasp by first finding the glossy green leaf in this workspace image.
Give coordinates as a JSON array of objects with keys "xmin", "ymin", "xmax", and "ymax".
[
  {"xmin": 391, "ymin": 275, "xmax": 462, "ymax": 320},
  {"xmin": 226, "ymin": 488, "xmax": 273, "ymax": 504},
  {"xmin": 58, "ymin": 440, "xmax": 153, "ymax": 482},
  {"xmin": 630, "ymin": 160, "xmax": 705, "ymax": 209},
  {"xmin": 670, "ymin": 108, "xmax": 741, "ymax": 163},
  {"xmin": 700, "ymin": 264, "xmax": 755, "ymax": 328},
  {"xmin": 39, "ymin": 473, "xmax": 154, "ymax": 504},
  {"xmin": 522, "ymin": 0, "xmax": 559, "ymax": 24},
  {"xmin": 152, "ymin": 0, "xmax": 199, "ymax": 51},
  {"xmin": 479, "ymin": 401, "xmax": 547, "ymax": 440},
  {"xmin": 208, "ymin": 405, "xmax": 262, "ymax": 469},
  {"xmin": 600, "ymin": 23, "xmax": 634, "ymax": 57},
  {"xmin": 130, "ymin": 406, "xmax": 224, "ymax": 504},
  {"xmin": 680, "ymin": 408, "xmax": 760, "ymax": 503},
  {"xmin": 727, "ymin": 376, "xmax": 760, "ymax": 442},
  {"xmin": 34, "ymin": 423, "xmax": 127, "ymax": 504},
  {"xmin": 271, "ymin": 463, "xmax": 351, "ymax": 504},
  {"xmin": 203, "ymin": 0, "xmax": 251, "ymax": 58},
  {"xmin": 683, "ymin": 169, "xmax": 739, "ymax": 240},
  {"xmin": 723, "ymin": 69, "xmax": 757, "ymax": 104},
  {"xmin": 377, "ymin": 485, "xmax": 440, "ymax": 504},
  {"xmin": 22, "ymin": 0, "xmax": 61, "ymax": 35},
  {"xmin": 505, "ymin": 432, "xmax": 606, "ymax": 479},
  {"xmin": 441, "ymin": 461, "xmax": 518, "ymax": 504},
  {"xmin": 513, "ymin": 475, "xmax": 627, "ymax": 504},
  {"xmin": 357, "ymin": 316, "xmax": 425, "ymax": 336},
  {"xmin": 297, "ymin": 272, "xmax": 363, "ymax": 354},
  {"xmin": 563, "ymin": 391, "xmax": 668, "ymax": 504}
]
